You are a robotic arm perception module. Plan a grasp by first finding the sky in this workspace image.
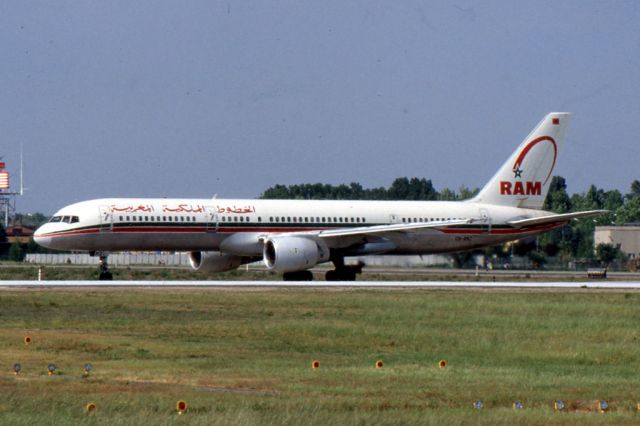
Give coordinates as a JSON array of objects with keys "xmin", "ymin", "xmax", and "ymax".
[{"xmin": 1, "ymin": 1, "xmax": 639, "ymax": 214}]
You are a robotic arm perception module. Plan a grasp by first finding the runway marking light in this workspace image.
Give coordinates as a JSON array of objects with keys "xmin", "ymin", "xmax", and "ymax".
[
  {"xmin": 83, "ymin": 363, "xmax": 93, "ymax": 376},
  {"xmin": 47, "ymin": 364, "xmax": 57, "ymax": 375},
  {"xmin": 438, "ymin": 359, "xmax": 447, "ymax": 369},
  {"xmin": 513, "ymin": 400, "xmax": 524, "ymax": 410},
  {"xmin": 554, "ymin": 400, "xmax": 565, "ymax": 411},
  {"xmin": 24, "ymin": 336, "xmax": 32, "ymax": 346},
  {"xmin": 13, "ymin": 363, "xmax": 21, "ymax": 375},
  {"xmin": 311, "ymin": 360, "xmax": 320, "ymax": 369},
  {"xmin": 473, "ymin": 400, "xmax": 483, "ymax": 410},
  {"xmin": 86, "ymin": 402, "xmax": 97, "ymax": 413},
  {"xmin": 375, "ymin": 360, "xmax": 384, "ymax": 369},
  {"xmin": 176, "ymin": 400, "xmax": 187, "ymax": 415},
  {"xmin": 598, "ymin": 400, "xmax": 609, "ymax": 413}
]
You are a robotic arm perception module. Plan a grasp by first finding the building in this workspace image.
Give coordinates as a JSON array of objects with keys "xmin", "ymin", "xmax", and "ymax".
[
  {"xmin": 594, "ymin": 225, "xmax": 640, "ymax": 259},
  {"xmin": 6, "ymin": 224, "xmax": 35, "ymax": 244}
]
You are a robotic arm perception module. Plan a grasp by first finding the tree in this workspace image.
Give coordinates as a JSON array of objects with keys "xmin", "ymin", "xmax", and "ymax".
[
  {"xmin": 439, "ymin": 188, "xmax": 457, "ymax": 201},
  {"xmin": 543, "ymin": 176, "xmax": 571, "ymax": 213},
  {"xmin": 595, "ymin": 243, "xmax": 624, "ymax": 267},
  {"xmin": 8, "ymin": 240, "xmax": 24, "ymax": 262},
  {"xmin": 458, "ymin": 185, "xmax": 479, "ymax": 201},
  {"xmin": 630, "ymin": 180, "xmax": 640, "ymax": 198}
]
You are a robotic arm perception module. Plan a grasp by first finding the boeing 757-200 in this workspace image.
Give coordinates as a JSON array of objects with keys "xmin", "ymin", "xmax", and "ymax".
[{"xmin": 34, "ymin": 113, "xmax": 605, "ymax": 280}]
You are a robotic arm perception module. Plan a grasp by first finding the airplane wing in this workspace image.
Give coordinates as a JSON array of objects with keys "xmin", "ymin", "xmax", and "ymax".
[
  {"xmin": 293, "ymin": 219, "xmax": 471, "ymax": 239},
  {"xmin": 507, "ymin": 210, "xmax": 608, "ymax": 228}
]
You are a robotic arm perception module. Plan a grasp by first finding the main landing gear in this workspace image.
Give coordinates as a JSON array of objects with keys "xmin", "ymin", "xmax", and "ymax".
[
  {"xmin": 324, "ymin": 258, "xmax": 364, "ymax": 282},
  {"xmin": 281, "ymin": 259, "xmax": 364, "ymax": 282},
  {"xmin": 282, "ymin": 270, "xmax": 314, "ymax": 281}
]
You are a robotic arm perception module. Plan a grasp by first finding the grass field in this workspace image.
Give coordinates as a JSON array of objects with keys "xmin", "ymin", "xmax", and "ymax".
[{"xmin": 1, "ymin": 287, "xmax": 639, "ymax": 425}]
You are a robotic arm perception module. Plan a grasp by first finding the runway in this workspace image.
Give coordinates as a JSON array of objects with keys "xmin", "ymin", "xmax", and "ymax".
[{"xmin": 2, "ymin": 280, "xmax": 640, "ymax": 289}]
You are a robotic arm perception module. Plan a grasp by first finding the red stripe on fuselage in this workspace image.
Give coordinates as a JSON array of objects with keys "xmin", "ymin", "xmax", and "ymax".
[{"xmin": 40, "ymin": 221, "xmax": 567, "ymax": 240}]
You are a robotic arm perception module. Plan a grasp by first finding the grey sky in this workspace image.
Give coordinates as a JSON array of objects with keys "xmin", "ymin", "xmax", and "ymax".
[{"xmin": 2, "ymin": 1, "xmax": 639, "ymax": 214}]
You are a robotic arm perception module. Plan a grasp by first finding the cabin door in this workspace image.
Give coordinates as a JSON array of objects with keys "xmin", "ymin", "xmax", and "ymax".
[
  {"xmin": 205, "ymin": 207, "xmax": 219, "ymax": 232},
  {"xmin": 478, "ymin": 208, "xmax": 492, "ymax": 234},
  {"xmin": 99, "ymin": 206, "xmax": 113, "ymax": 232}
]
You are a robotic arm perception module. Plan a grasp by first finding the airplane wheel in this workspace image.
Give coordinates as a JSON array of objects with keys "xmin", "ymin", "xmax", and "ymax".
[
  {"xmin": 325, "ymin": 269, "xmax": 356, "ymax": 281},
  {"xmin": 342, "ymin": 269, "xmax": 356, "ymax": 281},
  {"xmin": 283, "ymin": 271, "xmax": 314, "ymax": 281}
]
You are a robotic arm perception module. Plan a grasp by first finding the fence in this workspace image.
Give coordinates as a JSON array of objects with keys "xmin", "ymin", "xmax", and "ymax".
[{"xmin": 25, "ymin": 253, "xmax": 192, "ymax": 267}]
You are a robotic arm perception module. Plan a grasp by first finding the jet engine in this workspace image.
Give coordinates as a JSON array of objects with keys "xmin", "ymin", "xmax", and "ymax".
[
  {"xmin": 189, "ymin": 251, "xmax": 245, "ymax": 273},
  {"xmin": 263, "ymin": 237, "xmax": 330, "ymax": 273}
]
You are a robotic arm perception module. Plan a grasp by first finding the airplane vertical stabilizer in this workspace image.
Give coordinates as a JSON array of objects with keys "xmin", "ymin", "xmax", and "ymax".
[{"xmin": 472, "ymin": 112, "xmax": 572, "ymax": 210}]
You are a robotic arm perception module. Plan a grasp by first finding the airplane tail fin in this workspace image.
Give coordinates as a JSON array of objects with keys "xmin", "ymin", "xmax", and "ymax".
[{"xmin": 472, "ymin": 112, "xmax": 572, "ymax": 210}]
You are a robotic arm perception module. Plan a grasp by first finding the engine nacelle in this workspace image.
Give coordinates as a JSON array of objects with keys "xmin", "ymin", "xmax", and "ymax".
[
  {"xmin": 189, "ymin": 251, "xmax": 244, "ymax": 273},
  {"xmin": 263, "ymin": 237, "xmax": 330, "ymax": 273}
]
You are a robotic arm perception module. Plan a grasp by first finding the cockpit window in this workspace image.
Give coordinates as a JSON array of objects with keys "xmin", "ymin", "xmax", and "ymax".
[{"xmin": 49, "ymin": 215, "xmax": 79, "ymax": 224}]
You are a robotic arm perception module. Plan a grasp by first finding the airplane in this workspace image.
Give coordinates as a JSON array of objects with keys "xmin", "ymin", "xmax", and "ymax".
[{"xmin": 34, "ymin": 112, "xmax": 606, "ymax": 281}]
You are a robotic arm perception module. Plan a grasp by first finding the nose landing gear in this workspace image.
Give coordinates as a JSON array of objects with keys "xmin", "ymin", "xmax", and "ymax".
[{"xmin": 98, "ymin": 255, "xmax": 113, "ymax": 281}]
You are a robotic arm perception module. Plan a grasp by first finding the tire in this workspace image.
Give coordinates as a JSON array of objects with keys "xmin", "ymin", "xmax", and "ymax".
[{"xmin": 283, "ymin": 270, "xmax": 314, "ymax": 281}]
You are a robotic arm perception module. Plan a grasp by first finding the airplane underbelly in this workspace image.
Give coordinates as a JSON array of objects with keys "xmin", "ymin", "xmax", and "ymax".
[{"xmin": 50, "ymin": 231, "xmax": 222, "ymax": 252}]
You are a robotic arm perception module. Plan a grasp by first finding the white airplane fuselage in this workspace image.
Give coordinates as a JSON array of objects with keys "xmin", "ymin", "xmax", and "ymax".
[{"xmin": 34, "ymin": 198, "xmax": 561, "ymax": 255}]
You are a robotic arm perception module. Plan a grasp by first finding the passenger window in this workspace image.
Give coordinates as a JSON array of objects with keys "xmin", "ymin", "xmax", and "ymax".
[
  {"xmin": 350, "ymin": 218, "xmax": 354, "ymax": 223},
  {"xmin": 119, "ymin": 216, "xmax": 123, "ymax": 221},
  {"xmin": 258, "ymin": 217, "xmax": 262, "ymax": 222},
  {"xmin": 293, "ymin": 217, "xmax": 297, "ymax": 223},
  {"xmin": 181, "ymin": 216, "xmax": 185, "ymax": 222},
  {"xmin": 402, "ymin": 218, "xmax": 406, "ymax": 223}
]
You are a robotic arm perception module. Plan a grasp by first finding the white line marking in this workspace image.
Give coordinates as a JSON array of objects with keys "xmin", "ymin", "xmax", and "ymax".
[{"xmin": 2, "ymin": 281, "xmax": 640, "ymax": 289}]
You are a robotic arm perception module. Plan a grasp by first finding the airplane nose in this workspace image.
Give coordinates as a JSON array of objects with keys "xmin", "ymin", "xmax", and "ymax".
[{"xmin": 33, "ymin": 227, "xmax": 52, "ymax": 249}]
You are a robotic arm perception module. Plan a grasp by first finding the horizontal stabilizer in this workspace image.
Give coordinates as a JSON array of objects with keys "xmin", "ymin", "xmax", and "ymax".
[{"xmin": 507, "ymin": 210, "xmax": 608, "ymax": 228}]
